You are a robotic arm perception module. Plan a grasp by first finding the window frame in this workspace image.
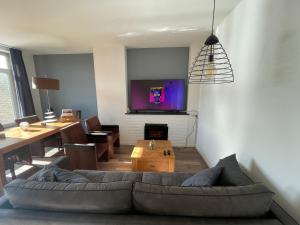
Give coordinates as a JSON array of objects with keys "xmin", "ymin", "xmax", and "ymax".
[{"xmin": 0, "ymin": 50, "xmax": 20, "ymax": 128}]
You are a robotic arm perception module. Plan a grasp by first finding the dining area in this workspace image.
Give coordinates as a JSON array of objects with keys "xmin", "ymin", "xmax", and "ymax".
[
  {"xmin": 0, "ymin": 44, "xmax": 122, "ymax": 196},
  {"xmin": 0, "ymin": 114, "xmax": 120, "ymax": 195},
  {"xmin": 0, "ymin": 119, "xmax": 76, "ymax": 194}
]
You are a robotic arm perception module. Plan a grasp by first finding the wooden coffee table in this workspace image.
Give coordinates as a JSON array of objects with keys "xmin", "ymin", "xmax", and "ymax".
[{"xmin": 131, "ymin": 140, "xmax": 175, "ymax": 172}]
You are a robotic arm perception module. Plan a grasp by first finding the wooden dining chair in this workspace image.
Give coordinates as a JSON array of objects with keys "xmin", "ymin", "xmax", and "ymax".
[
  {"xmin": 15, "ymin": 115, "xmax": 62, "ymax": 157},
  {"xmin": 60, "ymin": 122, "xmax": 109, "ymax": 170},
  {"xmin": 0, "ymin": 123, "xmax": 32, "ymax": 180}
]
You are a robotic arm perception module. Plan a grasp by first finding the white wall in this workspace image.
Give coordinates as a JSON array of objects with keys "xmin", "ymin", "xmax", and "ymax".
[
  {"xmin": 196, "ymin": 0, "xmax": 300, "ymax": 222},
  {"xmin": 93, "ymin": 44, "xmax": 201, "ymax": 146},
  {"xmin": 93, "ymin": 45, "xmax": 130, "ymax": 143},
  {"xmin": 186, "ymin": 41, "xmax": 203, "ymax": 145},
  {"xmin": 22, "ymin": 50, "xmax": 43, "ymax": 118}
]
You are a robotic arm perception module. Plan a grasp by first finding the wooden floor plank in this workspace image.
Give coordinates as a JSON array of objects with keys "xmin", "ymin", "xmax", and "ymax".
[{"xmin": 98, "ymin": 145, "xmax": 208, "ymax": 173}]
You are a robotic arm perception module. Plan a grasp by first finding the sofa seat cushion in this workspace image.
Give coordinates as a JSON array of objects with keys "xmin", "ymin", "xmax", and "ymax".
[
  {"xmin": 133, "ymin": 182, "xmax": 274, "ymax": 217},
  {"xmin": 216, "ymin": 154, "xmax": 252, "ymax": 186},
  {"xmin": 142, "ymin": 172, "xmax": 194, "ymax": 186},
  {"xmin": 181, "ymin": 167, "xmax": 223, "ymax": 187},
  {"xmin": 74, "ymin": 170, "xmax": 143, "ymax": 183},
  {"xmin": 4, "ymin": 179, "xmax": 133, "ymax": 213}
]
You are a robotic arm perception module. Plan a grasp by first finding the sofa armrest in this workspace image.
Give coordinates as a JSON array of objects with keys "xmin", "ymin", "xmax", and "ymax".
[
  {"xmin": 101, "ymin": 125, "xmax": 119, "ymax": 133},
  {"xmin": 86, "ymin": 132, "xmax": 110, "ymax": 143},
  {"xmin": 64, "ymin": 143, "xmax": 96, "ymax": 150},
  {"xmin": 0, "ymin": 196, "xmax": 12, "ymax": 209}
]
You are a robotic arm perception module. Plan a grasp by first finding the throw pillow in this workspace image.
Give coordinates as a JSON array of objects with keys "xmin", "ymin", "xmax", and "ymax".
[
  {"xmin": 29, "ymin": 164, "xmax": 90, "ymax": 183},
  {"xmin": 215, "ymin": 154, "xmax": 252, "ymax": 186},
  {"xmin": 29, "ymin": 164, "xmax": 56, "ymax": 182},
  {"xmin": 54, "ymin": 168, "xmax": 90, "ymax": 183},
  {"xmin": 181, "ymin": 166, "xmax": 222, "ymax": 187}
]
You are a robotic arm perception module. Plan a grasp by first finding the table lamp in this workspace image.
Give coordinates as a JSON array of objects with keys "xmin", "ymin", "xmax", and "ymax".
[{"xmin": 32, "ymin": 77, "xmax": 59, "ymax": 122}]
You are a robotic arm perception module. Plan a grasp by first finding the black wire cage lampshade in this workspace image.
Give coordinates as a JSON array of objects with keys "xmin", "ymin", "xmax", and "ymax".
[{"xmin": 188, "ymin": 0, "xmax": 234, "ymax": 84}]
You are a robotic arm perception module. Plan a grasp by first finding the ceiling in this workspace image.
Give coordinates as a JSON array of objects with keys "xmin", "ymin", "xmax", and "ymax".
[{"xmin": 0, "ymin": 0, "xmax": 241, "ymax": 54}]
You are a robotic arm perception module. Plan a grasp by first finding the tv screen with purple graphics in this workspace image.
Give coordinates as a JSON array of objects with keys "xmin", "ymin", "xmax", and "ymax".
[{"xmin": 130, "ymin": 79, "xmax": 186, "ymax": 111}]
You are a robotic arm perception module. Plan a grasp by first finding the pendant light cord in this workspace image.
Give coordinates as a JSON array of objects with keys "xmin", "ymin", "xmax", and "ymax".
[{"xmin": 211, "ymin": 0, "xmax": 216, "ymax": 34}]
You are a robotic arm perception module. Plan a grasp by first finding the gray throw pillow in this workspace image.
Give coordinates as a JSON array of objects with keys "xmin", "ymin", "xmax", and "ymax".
[
  {"xmin": 181, "ymin": 166, "xmax": 222, "ymax": 187},
  {"xmin": 29, "ymin": 165, "xmax": 56, "ymax": 182},
  {"xmin": 216, "ymin": 154, "xmax": 252, "ymax": 186},
  {"xmin": 54, "ymin": 168, "xmax": 90, "ymax": 183},
  {"xmin": 29, "ymin": 165, "xmax": 90, "ymax": 183}
]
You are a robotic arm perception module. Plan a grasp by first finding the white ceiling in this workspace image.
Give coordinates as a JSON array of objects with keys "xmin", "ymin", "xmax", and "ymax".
[{"xmin": 0, "ymin": 0, "xmax": 241, "ymax": 54}]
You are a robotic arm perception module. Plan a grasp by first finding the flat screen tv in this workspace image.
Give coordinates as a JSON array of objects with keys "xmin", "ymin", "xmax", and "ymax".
[{"xmin": 130, "ymin": 79, "xmax": 186, "ymax": 112}]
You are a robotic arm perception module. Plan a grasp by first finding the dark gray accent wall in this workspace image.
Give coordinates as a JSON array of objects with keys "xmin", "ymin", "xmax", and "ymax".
[
  {"xmin": 34, "ymin": 54, "xmax": 97, "ymax": 120},
  {"xmin": 127, "ymin": 47, "xmax": 189, "ymax": 79},
  {"xmin": 126, "ymin": 47, "xmax": 189, "ymax": 107}
]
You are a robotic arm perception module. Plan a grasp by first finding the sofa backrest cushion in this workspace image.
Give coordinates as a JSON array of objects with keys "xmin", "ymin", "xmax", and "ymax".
[
  {"xmin": 74, "ymin": 170, "xmax": 143, "ymax": 183},
  {"xmin": 216, "ymin": 154, "xmax": 252, "ymax": 186},
  {"xmin": 5, "ymin": 179, "xmax": 133, "ymax": 213},
  {"xmin": 133, "ymin": 182, "xmax": 274, "ymax": 218},
  {"xmin": 142, "ymin": 172, "xmax": 194, "ymax": 186}
]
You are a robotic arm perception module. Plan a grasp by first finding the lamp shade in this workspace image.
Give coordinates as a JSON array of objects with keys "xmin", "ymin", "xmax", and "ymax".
[
  {"xmin": 32, "ymin": 77, "xmax": 59, "ymax": 90},
  {"xmin": 188, "ymin": 0, "xmax": 234, "ymax": 84},
  {"xmin": 188, "ymin": 34, "xmax": 234, "ymax": 84}
]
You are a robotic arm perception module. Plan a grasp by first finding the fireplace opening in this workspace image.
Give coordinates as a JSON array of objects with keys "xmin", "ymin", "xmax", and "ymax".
[{"xmin": 144, "ymin": 123, "xmax": 168, "ymax": 140}]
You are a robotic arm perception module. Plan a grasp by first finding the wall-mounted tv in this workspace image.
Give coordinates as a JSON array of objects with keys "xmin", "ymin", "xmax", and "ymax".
[{"xmin": 130, "ymin": 79, "xmax": 186, "ymax": 112}]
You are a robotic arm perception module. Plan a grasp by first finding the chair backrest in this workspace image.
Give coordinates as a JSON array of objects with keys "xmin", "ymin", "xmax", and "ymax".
[
  {"xmin": 73, "ymin": 110, "xmax": 82, "ymax": 119},
  {"xmin": 85, "ymin": 116, "xmax": 102, "ymax": 132},
  {"xmin": 0, "ymin": 123, "xmax": 4, "ymax": 131},
  {"xmin": 60, "ymin": 122, "xmax": 88, "ymax": 144},
  {"xmin": 15, "ymin": 115, "xmax": 40, "ymax": 125}
]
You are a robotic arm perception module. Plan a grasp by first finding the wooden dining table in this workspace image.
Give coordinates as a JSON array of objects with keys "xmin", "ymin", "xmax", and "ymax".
[{"xmin": 0, "ymin": 121, "xmax": 76, "ymax": 195}]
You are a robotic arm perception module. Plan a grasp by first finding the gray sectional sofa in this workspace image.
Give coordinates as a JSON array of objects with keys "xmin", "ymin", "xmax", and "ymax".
[{"xmin": 0, "ymin": 156, "xmax": 290, "ymax": 225}]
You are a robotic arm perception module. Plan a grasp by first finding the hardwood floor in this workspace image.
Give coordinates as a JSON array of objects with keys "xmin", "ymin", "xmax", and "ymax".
[
  {"xmin": 98, "ymin": 145, "xmax": 208, "ymax": 173},
  {"xmin": 5, "ymin": 145, "xmax": 208, "ymax": 182}
]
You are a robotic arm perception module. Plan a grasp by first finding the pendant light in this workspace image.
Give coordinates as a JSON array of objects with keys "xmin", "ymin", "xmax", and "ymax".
[{"xmin": 188, "ymin": 0, "xmax": 234, "ymax": 84}]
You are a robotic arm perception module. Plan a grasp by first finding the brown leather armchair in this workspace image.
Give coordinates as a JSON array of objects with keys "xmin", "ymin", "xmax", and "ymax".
[
  {"xmin": 85, "ymin": 116, "xmax": 120, "ymax": 153},
  {"xmin": 60, "ymin": 122, "xmax": 109, "ymax": 170},
  {"xmin": 0, "ymin": 123, "xmax": 32, "ymax": 180},
  {"xmin": 15, "ymin": 115, "xmax": 62, "ymax": 157}
]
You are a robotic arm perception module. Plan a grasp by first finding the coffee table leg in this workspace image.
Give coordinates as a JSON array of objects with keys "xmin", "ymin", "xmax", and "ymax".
[
  {"xmin": 169, "ymin": 158, "xmax": 175, "ymax": 172},
  {"xmin": 132, "ymin": 159, "xmax": 138, "ymax": 171},
  {"xmin": 0, "ymin": 153, "xmax": 7, "ymax": 195}
]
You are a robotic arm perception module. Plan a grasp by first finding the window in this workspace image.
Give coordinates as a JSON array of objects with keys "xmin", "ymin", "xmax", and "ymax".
[{"xmin": 0, "ymin": 51, "xmax": 19, "ymax": 127}]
